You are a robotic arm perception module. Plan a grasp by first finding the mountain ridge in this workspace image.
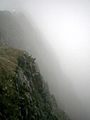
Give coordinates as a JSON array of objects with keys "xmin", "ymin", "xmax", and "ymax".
[
  {"xmin": 0, "ymin": 44, "xmax": 70, "ymax": 120},
  {"xmin": 0, "ymin": 11, "xmax": 70, "ymax": 120}
]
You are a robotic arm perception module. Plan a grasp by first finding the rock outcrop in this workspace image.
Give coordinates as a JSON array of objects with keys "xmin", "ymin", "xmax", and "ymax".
[{"xmin": 0, "ymin": 44, "xmax": 70, "ymax": 120}]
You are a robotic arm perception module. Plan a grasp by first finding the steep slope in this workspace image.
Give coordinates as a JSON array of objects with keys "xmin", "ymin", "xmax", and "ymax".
[
  {"xmin": 0, "ymin": 11, "xmax": 26, "ymax": 48},
  {"xmin": 0, "ymin": 44, "xmax": 70, "ymax": 120}
]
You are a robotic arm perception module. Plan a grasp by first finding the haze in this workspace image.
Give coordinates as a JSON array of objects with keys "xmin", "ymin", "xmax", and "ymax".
[{"xmin": 0, "ymin": 0, "xmax": 89, "ymax": 120}]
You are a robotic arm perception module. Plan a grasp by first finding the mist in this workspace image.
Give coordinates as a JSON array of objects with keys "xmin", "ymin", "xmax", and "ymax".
[{"xmin": 0, "ymin": 0, "xmax": 89, "ymax": 120}]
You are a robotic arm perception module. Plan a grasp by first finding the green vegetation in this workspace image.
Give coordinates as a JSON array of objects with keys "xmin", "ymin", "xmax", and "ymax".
[{"xmin": 0, "ymin": 44, "xmax": 70, "ymax": 120}]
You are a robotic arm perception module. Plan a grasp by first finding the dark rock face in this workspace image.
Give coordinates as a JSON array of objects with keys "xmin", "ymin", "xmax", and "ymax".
[{"xmin": 0, "ymin": 45, "xmax": 70, "ymax": 120}]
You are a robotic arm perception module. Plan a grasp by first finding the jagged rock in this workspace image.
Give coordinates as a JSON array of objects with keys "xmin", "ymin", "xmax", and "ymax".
[{"xmin": 0, "ymin": 44, "xmax": 70, "ymax": 120}]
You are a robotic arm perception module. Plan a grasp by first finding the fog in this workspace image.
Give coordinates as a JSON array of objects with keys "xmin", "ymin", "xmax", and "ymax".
[{"xmin": 0, "ymin": 0, "xmax": 89, "ymax": 120}]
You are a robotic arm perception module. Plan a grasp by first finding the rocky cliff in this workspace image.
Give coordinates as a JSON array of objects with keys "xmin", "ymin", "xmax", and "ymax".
[{"xmin": 0, "ymin": 44, "xmax": 70, "ymax": 120}]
